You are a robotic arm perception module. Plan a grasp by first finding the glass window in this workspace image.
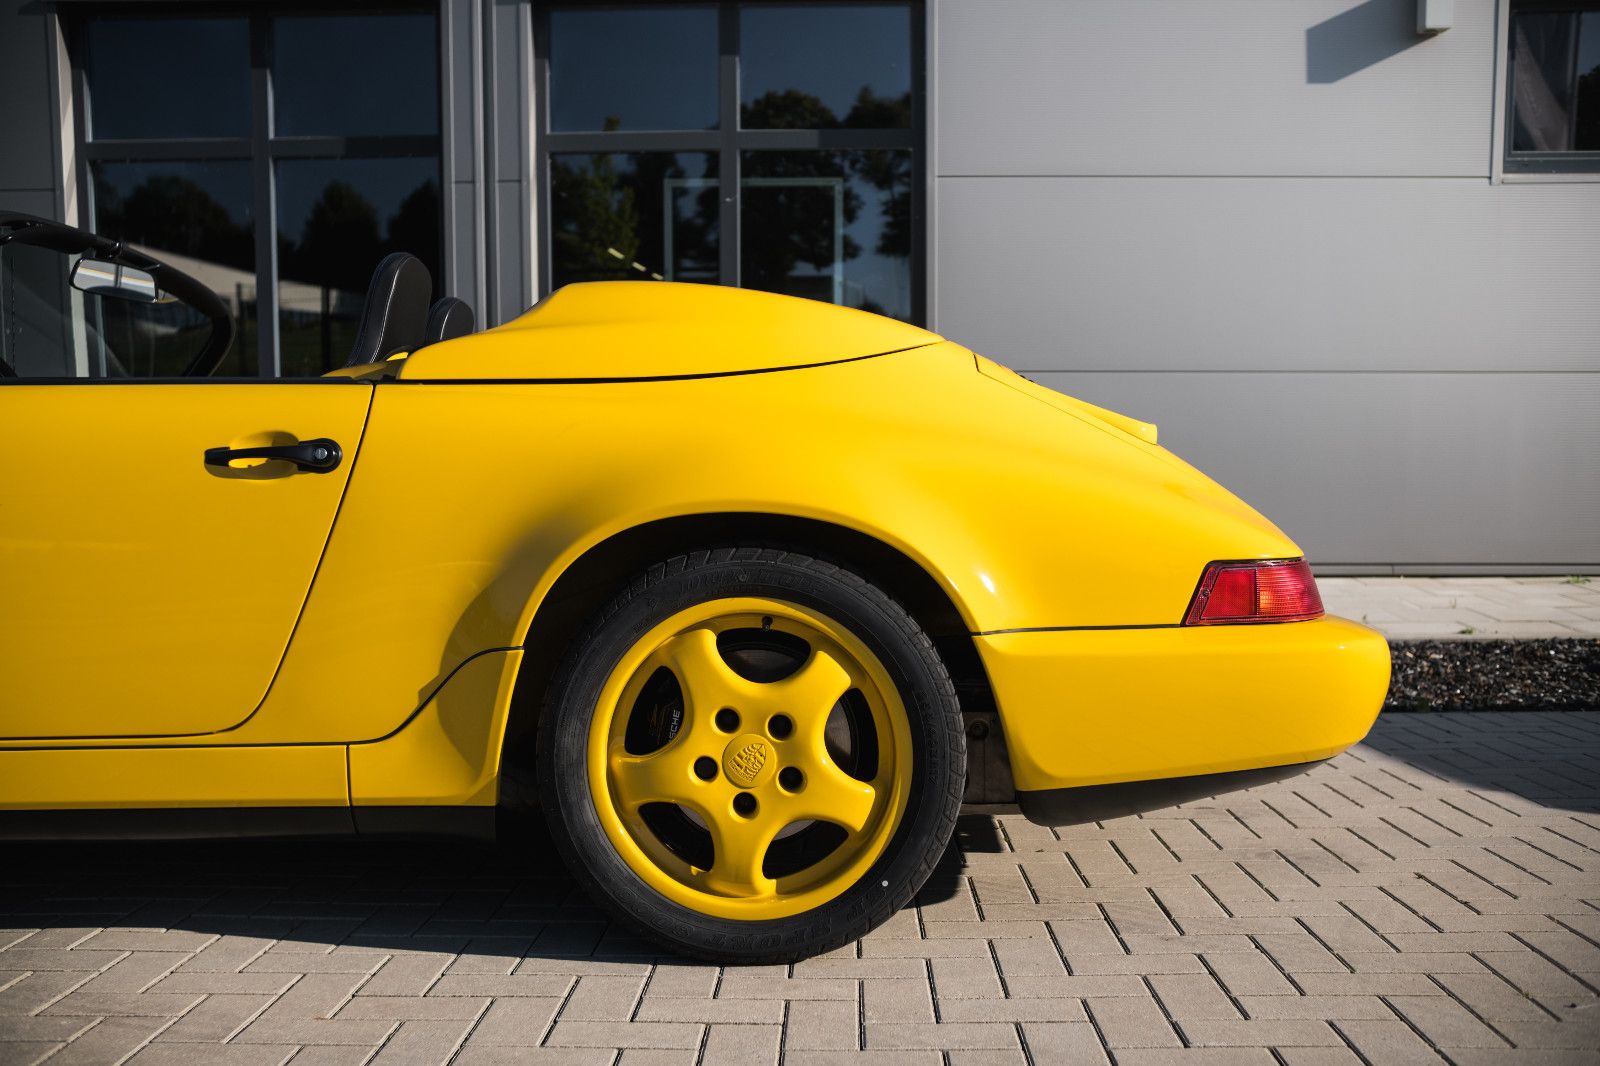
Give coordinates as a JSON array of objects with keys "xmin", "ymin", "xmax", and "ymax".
[
  {"xmin": 540, "ymin": 2, "xmax": 919, "ymax": 323},
  {"xmin": 76, "ymin": 10, "xmax": 442, "ymax": 377},
  {"xmin": 83, "ymin": 277, "xmax": 228, "ymax": 380},
  {"xmin": 550, "ymin": 153, "xmax": 719, "ymax": 289},
  {"xmin": 0, "ymin": 239, "xmax": 227, "ymax": 379},
  {"xmin": 89, "ymin": 161, "xmax": 258, "ymax": 376},
  {"xmin": 276, "ymin": 159, "xmax": 441, "ymax": 377},
  {"xmin": 85, "ymin": 18, "xmax": 251, "ymax": 140},
  {"xmin": 548, "ymin": 7, "xmax": 719, "ymax": 132},
  {"xmin": 1508, "ymin": 4, "xmax": 1600, "ymax": 167},
  {"xmin": 0, "ymin": 243, "xmax": 79, "ymax": 377},
  {"xmin": 740, "ymin": 4, "xmax": 912, "ymax": 129},
  {"xmin": 273, "ymin": 15, "xmax": 440, "ymax": 137},
  {"xmin": 741, "ymin": 150, "xmax": 911, "ymax": 320},
  {"xmin": 1584, "ymin": 12, "xmax": 1600, "ymax": 148}
]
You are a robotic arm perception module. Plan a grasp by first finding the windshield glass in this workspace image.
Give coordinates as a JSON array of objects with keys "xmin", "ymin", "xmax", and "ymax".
[{"xmin": 0, "ymin": 239, "xmax": 221, "ymax": 378}]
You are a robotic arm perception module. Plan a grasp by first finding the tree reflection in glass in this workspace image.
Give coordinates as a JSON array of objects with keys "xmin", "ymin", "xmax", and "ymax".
[
  {"xmin": 539, "ymin": 2, "xmax": 915, "ymax": 321},
  {"xmin": 90, "ymin": 161, "xmax": 257, "ymax": 376},
  {"xmin": 739, "ymin": 90, "xmax": 912, "ymax": 322},
  {"xmin": 740, "ymin": 3, "xmax": 911, "ymax": 131},
  {"xmin": 1511, "ymin": 10, "xmax": 1600, "ymax": 153},
  {"xmin": 549, "ymin": 151, "xmax": 719, "ymax": 289},
  {"xmin": 275, "ymin": 160, "xmax": 441, "ymax": 377}
]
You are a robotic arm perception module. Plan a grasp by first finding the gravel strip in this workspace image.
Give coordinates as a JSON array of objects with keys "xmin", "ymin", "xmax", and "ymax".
[{"xmin": 1384, "ymin": 638, "xmax": 1600, "ymax": 712}]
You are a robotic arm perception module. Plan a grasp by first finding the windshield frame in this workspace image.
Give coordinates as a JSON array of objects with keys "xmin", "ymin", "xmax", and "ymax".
[{"xmin": 0, "ymin": 210, "xmax": 235, "ymax": 378}]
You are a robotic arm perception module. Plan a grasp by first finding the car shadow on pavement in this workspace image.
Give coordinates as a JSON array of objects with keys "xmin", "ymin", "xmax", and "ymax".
[
  {"xmin": 0, "ymin": 814, "xmax": 990, "ymax": 961},
  {"xmin": 1361, "ymin": 711, "xmax": 1600, "ymax": 815},
  {"xmin": 8, "ymin": 717, "xmax": 1592, "ymax": 965}
]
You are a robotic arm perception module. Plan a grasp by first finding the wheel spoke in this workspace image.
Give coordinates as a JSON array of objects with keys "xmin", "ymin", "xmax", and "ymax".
[
  {"xmin": 609, "ymin": 739, "xmax": 697, "ymax": 812},
  {"xmin": 765, "ymin": 647, "xmax": 852, "ymax": 739},
  {"xmin": 786, "ymin": 767, "xmax": 877, "ymax": 836},
  {"xmin": 703, "ymin": 813, "xmax": 779, "ymax": 897},
  {"xmin": 658, "ymin": 627, "xmax": 752, "ymax": 732},
  {"xmin": 764, "ymin": 646, "xmax": 878, "ymax": 836}
]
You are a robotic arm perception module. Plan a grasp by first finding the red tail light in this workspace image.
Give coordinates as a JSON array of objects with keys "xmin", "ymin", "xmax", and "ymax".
[{"xmin": 1183, "ymin": 559, "xmax": 1324, "ymax": 625}]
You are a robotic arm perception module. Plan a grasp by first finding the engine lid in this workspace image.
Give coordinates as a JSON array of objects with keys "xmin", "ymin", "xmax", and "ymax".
[{"xmin": 398, "ymin": 281, "xmax": 940, "ymax": 381}]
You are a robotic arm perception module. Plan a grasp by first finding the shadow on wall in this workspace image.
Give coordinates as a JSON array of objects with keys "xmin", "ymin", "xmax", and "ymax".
[{"xmin": 1306, "ymin": 0, "xmax": 1431, "ymax": 83}]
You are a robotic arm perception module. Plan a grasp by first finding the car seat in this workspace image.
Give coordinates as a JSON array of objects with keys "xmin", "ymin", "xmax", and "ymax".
[
  {"xmin": 422, "ymin": 296, "xmax": 474, "ymax": 347},
  {"xmin": 345, "ymin": 252, "xmax": 431, "ymax": 366}
]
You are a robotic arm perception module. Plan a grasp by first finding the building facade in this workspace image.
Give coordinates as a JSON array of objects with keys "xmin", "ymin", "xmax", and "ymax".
[{"xmin": 2, "ymin": 0, "xmax": 1597, "ymax": 572}]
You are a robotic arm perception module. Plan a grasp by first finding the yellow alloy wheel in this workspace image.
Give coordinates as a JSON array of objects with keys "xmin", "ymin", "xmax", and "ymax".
[{"xmin": 586, "ymin": 596, "xmax": 914, "ymax": 920}]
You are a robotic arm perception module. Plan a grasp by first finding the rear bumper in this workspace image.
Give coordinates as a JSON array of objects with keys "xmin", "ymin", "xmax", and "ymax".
[
  {"xmin": 976, "ymin": 616, "xmax": 1390, "ymax": 794},
  {"xmin": 1016, "ymin": 759, "xmax": 1327, "ymax": 826}
]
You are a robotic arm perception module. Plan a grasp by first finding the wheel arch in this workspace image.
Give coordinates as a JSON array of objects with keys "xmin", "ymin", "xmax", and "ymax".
[{"xmin": 497, "ymin": 512, "xmax": 997, "ymax": 795}]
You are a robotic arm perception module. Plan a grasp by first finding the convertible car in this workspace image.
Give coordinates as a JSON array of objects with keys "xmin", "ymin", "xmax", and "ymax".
[{"xmin": 0, "ymin": 210, "xmax": 1389, "ymax": 961}]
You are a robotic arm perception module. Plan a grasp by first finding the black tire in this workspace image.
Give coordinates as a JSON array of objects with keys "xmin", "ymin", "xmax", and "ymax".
[{"xmin": 536, "ymin": 547, "xmax": 965, "ymax": 963}]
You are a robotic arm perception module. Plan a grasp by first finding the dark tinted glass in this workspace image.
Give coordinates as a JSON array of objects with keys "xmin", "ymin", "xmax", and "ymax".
[
  {"xmin": 741, "ymin": 150, "xmax": 911, "ymax": 321},
  {"xmin": 90, "ymin": 160, "xmax": 258, "ymax": 375},
  {"xmin": 0, "ymin": 243, "xmax": 229, "ymax": 379},
  {"xmin": 1512, "ymin": 13, "xmax": 1578, "ymax": 151},
  {"xmin": 1510, "ymin": 10, "xmax": 1600, "ymax": 152},
  {"xmin": 1580, "ymin": 12, "xmax": 1600, "ymax": 150},
  {"xmin": 550, "ymin": 153, "xmax": 719, "ymax": 289},
  {"xmin": 741, "ymin": 3, "xmax": 911, "ymax": 129},
  {"xmin": 0, "ymin": 243, "xmax": 76, "ymax": 376},
  {"xmin": 548, "ymin": 7, "xmax": 719, "ymax": 131},
  {"xmin": 276, "ymin": 158, "xmax": 441, "ymax": 377},
  {"xmin": 85, "ymin": 18, "xmax": 250, "ymax": 140},
  {"xmin": 273, "ymin": 15, "xmax": 440, "ymax": 137}
]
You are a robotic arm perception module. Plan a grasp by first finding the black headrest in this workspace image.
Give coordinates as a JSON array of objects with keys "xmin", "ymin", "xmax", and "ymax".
[
  {"xmin": 422, "ymin": 297, "xmax": 475, "ymax": 347},
  {"xmin": 345, "ymin": 252, "xmax": 431, "ymax": 366}
]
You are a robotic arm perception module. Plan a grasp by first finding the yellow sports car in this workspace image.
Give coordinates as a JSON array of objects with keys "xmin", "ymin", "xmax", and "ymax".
[{"xmin": 0, "ymin": 211, "xmax": 1389, "ymax": 961}]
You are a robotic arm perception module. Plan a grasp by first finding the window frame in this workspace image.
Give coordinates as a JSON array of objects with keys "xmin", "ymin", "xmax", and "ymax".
[
  {"xmin": 65, "ymin": 3, "xmax": 445, "ymax": 379},
  {"xmin": 1504, "ymin": 0, "xmax": 1600, "ymax": 174},
  {"xmin": 532, "ymin": 0, "xmax": 926, "ymax": 325}
]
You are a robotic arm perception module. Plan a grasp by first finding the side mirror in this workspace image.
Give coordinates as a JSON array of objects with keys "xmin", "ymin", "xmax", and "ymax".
[{"xmin": 71, "ymin": 257, "xmax": 174, "ymax": 304}]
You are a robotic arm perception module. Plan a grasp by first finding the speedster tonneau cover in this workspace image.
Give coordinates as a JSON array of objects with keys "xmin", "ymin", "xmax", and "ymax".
[{"xmin": 399, "ymin": 280, "xmax": 940, "ymax": 381}]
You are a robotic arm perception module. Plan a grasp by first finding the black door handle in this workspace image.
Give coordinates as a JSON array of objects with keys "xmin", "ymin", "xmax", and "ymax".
[{"xmin": 204, "ymin": 437, "xmax": 342, "ymax": 473}]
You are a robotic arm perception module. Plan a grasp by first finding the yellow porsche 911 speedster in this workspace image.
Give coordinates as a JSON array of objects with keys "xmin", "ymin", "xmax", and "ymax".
[{"xmin": 0, "ymin": 210, "xmax": 1389, "ymax": 961}]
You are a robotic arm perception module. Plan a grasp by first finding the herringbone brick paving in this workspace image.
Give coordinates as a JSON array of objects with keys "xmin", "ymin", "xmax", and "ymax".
[{"xmin": 3, "ymin": 712, "xmax": 1598, "ymax": 1064}]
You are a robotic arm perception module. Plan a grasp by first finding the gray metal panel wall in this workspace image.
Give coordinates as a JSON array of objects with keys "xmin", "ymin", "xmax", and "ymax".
[
  {"xmin": 0, "ymin": 6, "xmax": 65, "ymax": 220},
  {"xmin": 932, "ymin": 0, "xmax": 1600, "ymax": 570},
  {"xmin": 442, "ymin": 0, "xmax": 484, "ymax": 314},
  {"xmin": 937, "ymin": 176, "xmax": 1600, "ymax": 373},
  {"xmin": 1033, "ymin": 372, "xmax": 1600, "ymax": 568},
  {"xmin": 937, "ymin": 0, "xmax": 1494, "ymax": 177},
  {"xmin": 488, "ymin": 0, "xmax": 534, "ymax": 324},
  {"xmin": 441, "ymin": 0, "xmax": 534, "ymax": 328}
]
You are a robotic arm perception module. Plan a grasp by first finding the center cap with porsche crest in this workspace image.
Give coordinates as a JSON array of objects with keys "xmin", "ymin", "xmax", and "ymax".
[{"xmin": 722, "ymin": 734, "xmax": 774, "ymax": 789}]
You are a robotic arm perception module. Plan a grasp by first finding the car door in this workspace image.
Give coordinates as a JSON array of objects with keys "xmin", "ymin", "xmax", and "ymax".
[
  {"xmin": 0, "ymin": 383, "xmax": 373, "ymax": 739},
  {"xmin": 0, "ymin": 231, "xmax": 372, "ymax": 739}
]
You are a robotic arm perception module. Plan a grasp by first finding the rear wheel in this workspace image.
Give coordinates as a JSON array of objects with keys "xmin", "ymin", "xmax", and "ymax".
[{"xmin": 537, "ymin": 548, "xmax": 964, "ymax": 962}]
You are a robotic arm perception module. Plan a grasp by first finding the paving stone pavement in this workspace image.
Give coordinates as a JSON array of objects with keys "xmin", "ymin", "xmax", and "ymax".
[
  {"xmin": 1318, "ymin": 576, "xmax": 1600, "ymax": 640},
  {"xmin": 3, "ymin": 712, "xmax": 1600, "ymax": 1065}
]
